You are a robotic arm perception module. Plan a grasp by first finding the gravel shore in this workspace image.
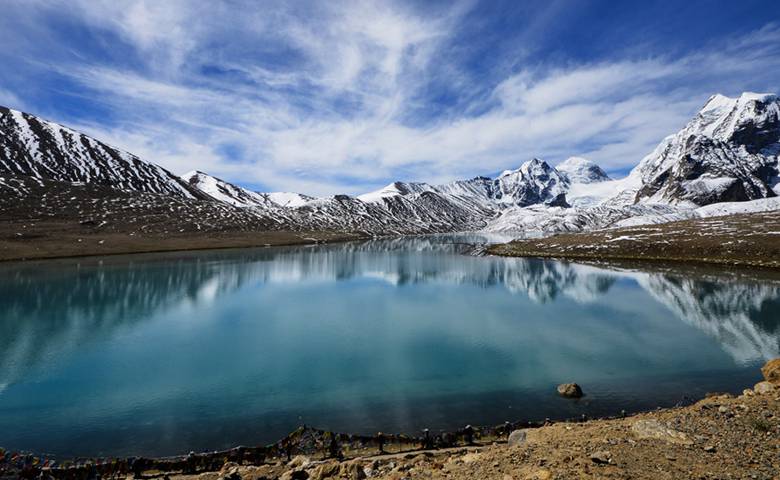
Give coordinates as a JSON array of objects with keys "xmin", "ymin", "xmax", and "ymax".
[{"xmin": 161, "ymin": 362, "xmax": 780, "ymax": 480}]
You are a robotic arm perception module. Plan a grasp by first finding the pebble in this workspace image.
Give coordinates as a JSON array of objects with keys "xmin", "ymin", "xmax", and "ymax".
[
  {"xmin": 589, "ymin": 450, "xmax": 612, "ymax": 464},
  {"xmin": 508, "ymin": 429, "xmax": 528, "ymax": 447},
  {"xmin": 632, "ymin": 419, "xmax": 694, "ymax": 445}
]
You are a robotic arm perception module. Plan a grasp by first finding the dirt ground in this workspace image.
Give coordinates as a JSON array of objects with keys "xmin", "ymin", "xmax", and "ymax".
[
  {"xmin": 489, "ymin": 211, "xmax": 780, "ymax": 269},
  {"xmin": 0, "ymin": 219, "xmax": 364, "ymax": 261},
  {"xmin": 0, "ymin": 176, "xmax": 367, "ymax": 262}
]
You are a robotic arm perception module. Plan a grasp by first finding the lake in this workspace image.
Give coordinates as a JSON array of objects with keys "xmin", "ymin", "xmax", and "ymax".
[{"xmin": 1, "ymin": 234, "xmax": 779, "ymax": 458}]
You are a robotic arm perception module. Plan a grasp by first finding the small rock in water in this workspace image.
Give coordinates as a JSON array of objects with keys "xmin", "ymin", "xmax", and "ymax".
[
  {"xmin": 557, "ymin": 383, "xmax": 583, "ymax": 398},
  {"xmin": 507, "ymin": 429, "xmax": 528, "ymax": 447},
  {"xmin": 590, "ymin": 450, "xmax": 612, "ymax": 464},
  {"xmin": 761, "ymin": 358, "xmax": 780, "ymax": 384},
  {"xmin": 754, "ymin": 381, "xmax": 777, "ymax": 395}
]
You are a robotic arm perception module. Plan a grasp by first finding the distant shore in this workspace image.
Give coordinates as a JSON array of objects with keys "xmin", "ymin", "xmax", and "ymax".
[
  {"xmin": 0, "ymin": 219, "xmax": 367, "ymax": 262},
  {"xmin": 488, "ymin": 211, "xmax": 780, "ymax": 270},
  {"xmin": 5, "ymin": 209, "xmax": 780, "ymax": 268}
]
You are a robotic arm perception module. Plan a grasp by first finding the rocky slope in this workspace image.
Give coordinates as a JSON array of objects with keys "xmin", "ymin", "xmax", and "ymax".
[
  {"xmin": 0, "ymin": 106, "xmax": 200, "ymax": 199},
  {"xmin": 182, "ymin": 171, "xmax": 313, "ymax": 209}
]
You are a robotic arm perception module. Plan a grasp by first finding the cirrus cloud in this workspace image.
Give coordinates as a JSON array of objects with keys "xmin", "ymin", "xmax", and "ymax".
[{"xmin": 1, "ymin": 1, "xmax": 779, "ymax": 195}]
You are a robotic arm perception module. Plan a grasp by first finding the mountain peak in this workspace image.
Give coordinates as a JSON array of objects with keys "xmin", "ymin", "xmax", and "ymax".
[
  {"xmin": 739, "ymin": 91, "xmax": 778, "ymax": 103},
  {"xmin": 632, "ymin": 91, "xmax": 780, "ymax": 206},
  {"xmin": 702, "ymin": 92, "xmax": 778, "ymax": 112},
  {"xmin": 556, "ymin": 157, "xmax": 610, "ymax": 184},
  {"xmin": 498, "ymin": 158, "xmax": 553, "ymax": 179},
  {"xmin": 494, "ymin": 158, "xmax": 569, "ymax": 207}
]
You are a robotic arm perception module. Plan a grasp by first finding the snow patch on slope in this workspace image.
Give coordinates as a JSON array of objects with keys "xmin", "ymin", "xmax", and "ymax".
[
  {"xmin": 613, "ymin": 196, "xmax": 780, "ymax": 228},
  {"xmin": 266, "ymin": 192, "xmax": 314, "ymax": 207}
]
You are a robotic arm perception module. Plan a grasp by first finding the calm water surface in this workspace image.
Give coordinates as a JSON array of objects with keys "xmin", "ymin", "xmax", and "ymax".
[{"xmin": 1, "ymin": 234, "xmax": 780, "ymax": 457}]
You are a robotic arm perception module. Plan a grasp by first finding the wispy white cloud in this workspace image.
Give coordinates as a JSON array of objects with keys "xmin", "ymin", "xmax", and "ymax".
[
  {"xmin": 0, "ymin": 89, "xmax": 24, "ymax": 111},
  {"xmin": 2, "ymin": 2, "xmax": 780, "ymax": 195}
]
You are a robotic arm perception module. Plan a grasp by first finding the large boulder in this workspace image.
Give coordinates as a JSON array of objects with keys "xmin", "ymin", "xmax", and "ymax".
[
  {"xmin": 557, "ymin": 383, "xmax": 583, "ymax": 398},
  {"xmin": 761, "ymin": 358, "xmax": 780, "ymax": 384}
]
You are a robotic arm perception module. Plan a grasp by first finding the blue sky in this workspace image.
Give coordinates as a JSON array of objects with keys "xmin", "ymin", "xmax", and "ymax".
[{"xmin": 1, "ymin": 0, "xmax": 780, "ymax": 195}]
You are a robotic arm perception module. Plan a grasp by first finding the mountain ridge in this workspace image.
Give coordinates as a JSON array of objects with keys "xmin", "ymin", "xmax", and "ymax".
[
  {"xmin": 2, "ymin": 91, "xmax": 779, "ymax": 237},
  {"xmin": 0, "ymin": 106, "xmax": 202, "ymax": 200}
]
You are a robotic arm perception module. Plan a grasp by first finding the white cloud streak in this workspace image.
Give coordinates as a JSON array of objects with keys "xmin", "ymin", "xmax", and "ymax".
[{"xmin": 3, "ymin": 2, "xmax": 780, "ymax": 195}]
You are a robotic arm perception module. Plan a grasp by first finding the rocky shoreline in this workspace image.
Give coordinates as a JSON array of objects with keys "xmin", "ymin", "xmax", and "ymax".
[{"xmin": 4, "ymin": 361, "xmax": 780, "ymax": 480}]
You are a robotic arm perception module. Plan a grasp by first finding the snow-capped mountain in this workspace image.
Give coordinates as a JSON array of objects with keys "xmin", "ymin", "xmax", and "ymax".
[
  {"xmin": 493, "ymin": 158, "xmax": 570, "ymax": 207},
  {"xmin": 292, "ymin": 190, "xmax": 496, "ymax": 234},
  {"xmin": 182, "ymin": 171, "xmax": 314, "ymax": 211},
  {"xmin": 630, "ymin": 92, "xmax": 779, "ymax": 206},
  {"xmin": 0, "ymin": 106, "xmax": 199, "ymax": 199},
  {"xmin": 2, "ymin": 92, "xmax": 780, "ymax": 238},
  {"xmin": 183, "ymin": 171, "xmax": 278, "ymax": 208},
  {"xmin": 266, "ymin": 192, "xmax": 314, "ymax": 208},
  {"xmin": 359, "ymin": 158, "xmax": 569, "ymax": 209},
  {"xmin": 556, "ymin": 157, "xmax": 610, "ymax": 184},
  {"xmin": 182, "ymin": 171, "xmax": 314, "ymax": 209},
  {"xmin": 357, "ymin": 181, "xmax": 437, "ymax": 202}
]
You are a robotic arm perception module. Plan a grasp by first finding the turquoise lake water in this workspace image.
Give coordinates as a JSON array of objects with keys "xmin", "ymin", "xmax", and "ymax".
[{"xmin": 1, "ymin": 234, "xmax": 779, "ymax": 458}]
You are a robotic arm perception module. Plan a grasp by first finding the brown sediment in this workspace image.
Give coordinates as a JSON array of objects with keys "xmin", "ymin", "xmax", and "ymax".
[
  {"xmin": 0, "ymin": 219, "xmax": 367, "ymax": 262},
  {"xmin": 488, "ymin": 211, "xmax": 780, "ymax": 269}
]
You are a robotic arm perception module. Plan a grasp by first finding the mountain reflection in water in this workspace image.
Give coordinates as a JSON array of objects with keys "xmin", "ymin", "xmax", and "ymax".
[{"xmin": 0, "ymin": 234, "xmax": 779, "ymax": 457}]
